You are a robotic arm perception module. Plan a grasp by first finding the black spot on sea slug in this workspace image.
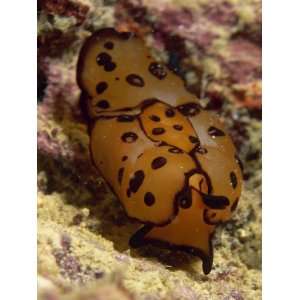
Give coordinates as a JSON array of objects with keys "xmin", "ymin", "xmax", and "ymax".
[
  {"xmin": 168, "ymin": 147, "xmax": 183, "ymax": 154},
  {"xmin": 117, "ymin": 115, "xmax": 135, "ymax": 122},
  {"xmin": 189, "ymin": 136, "xmax": 199, "ymax": 144},
  {"xmin": 144, "ymin": 192, "xmax": 155, "ymax": 206},
  {"xmin": 96, "ymin": 52, "xmax": 116, "ymax": 72},
  {"xmin": 208, "ymin": 126, "xmax": 225, "ymax": 137},
  {"xmin": 129, "ymin": 170, "xmax": 145, "ymax": 193},
  {"xmin": 173, "ymin": 124, "xmax": 183, "ymax": 131},
  {"xmin": 165, "ymin": 108, "xmax": 175, "ymax": 117},
  {"xmin": 126, "ymin": 74, "xmax": 145, "ymax": 87},
  {"xmin": 196, "ymin": 146, "xmax": 208, "ymax": 154},
  {"xmin": 177, "ymin": 103, "xmax": 201, "ymax": 117},
  {"xmin": 148, "ymin": 62, "xmax": 167, "ymax": 80},
  {"xmin": 96, "ymin": 100, "xmax": 110, "ymax": 109},
  {"xmin": 151, "ymin": 157, "xmax": 167, "ymax": 169},
  {"xmin": 202, "ymin": 193, "xmax": 230, "ymax": 209},
  {"xmin": 97, "ymin": 52, "xmax": 111, "ymax": 65},
  {"xmin": 118, "ymin": 168, "xmax": 124, "ymax": 184},
  {"xmin": 96, "ymin": 82, "xmax": 108, "ymax": 94},
  {"xmin": 122, "ymin": 156, "xmax": 128, "ymax": 161},
  {"xmin": 230, "ymin": 171, "xmax": 238, "ymax": 189},
  {"xmin": 149, "ymin": 115, "xmax": 160, "ymax": 122},
  {"xmin": 177, "ymin": 190, "xmax": 192, "ymax": 209},
  {"xmin": 152, "ymin": 128, "xmax": 165, "ymax": 135},
  {"xmin": 104, "ymin": 41, "xmax": 114, "ymax": 50},
  {"xmin": 104, "ymin": 62, "xmax": 116, "ymax": 71},
  {"xmin": 121, "ymin": 132, "xmax": 138, "ymax": 143}
]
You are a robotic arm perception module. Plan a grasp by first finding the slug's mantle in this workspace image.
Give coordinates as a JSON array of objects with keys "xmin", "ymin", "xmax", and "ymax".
[{"xmin": 76, "ymin": 28, "xmax": 242, "ymax": 274}]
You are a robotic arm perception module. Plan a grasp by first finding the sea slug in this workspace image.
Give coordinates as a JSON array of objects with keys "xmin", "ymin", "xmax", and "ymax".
[{"xmin": 77, "ymin": 28, "xmax": 242, "ymax": 274}]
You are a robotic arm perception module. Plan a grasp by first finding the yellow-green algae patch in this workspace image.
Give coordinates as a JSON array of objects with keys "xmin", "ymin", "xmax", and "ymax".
[{"xmin": 38, "ymin": 179, "xmax": 261, "ymax": 299}]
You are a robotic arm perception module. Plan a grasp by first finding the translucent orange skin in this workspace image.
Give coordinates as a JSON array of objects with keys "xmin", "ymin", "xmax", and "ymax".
[{"xmin": 77, "ymin": 28, "xmax": 243, "ymax": 274}]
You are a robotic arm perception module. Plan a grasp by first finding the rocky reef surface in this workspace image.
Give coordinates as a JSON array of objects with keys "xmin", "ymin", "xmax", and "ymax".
[{"xmin": 38, "ymin": 0, "xmax": 261, "ymax": 299}]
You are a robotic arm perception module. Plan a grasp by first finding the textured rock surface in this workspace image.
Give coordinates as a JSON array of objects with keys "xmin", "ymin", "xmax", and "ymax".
[{"xmin": 38, "ymin": 0, "xmax": 261, "ymax": 299}]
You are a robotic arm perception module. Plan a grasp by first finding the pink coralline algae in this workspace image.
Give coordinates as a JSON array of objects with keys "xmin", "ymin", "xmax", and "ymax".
[
  {"xmin": 225, "ymin": 39, "xmax": 261, "ymax": 85},
  {"xmin": 38, "ymin": 0, "xmax": 89, "ymax": 25},
  {"xmin": 204, "ymin": 1, "xmax": 238, "ymax": 26},
  {"xmin": 37, "ymin": 57, "xmax": 89, "ymax": 165},
  {"xmin": 115, "ymin": 0, "xmax": 262, "ymax": 110}
]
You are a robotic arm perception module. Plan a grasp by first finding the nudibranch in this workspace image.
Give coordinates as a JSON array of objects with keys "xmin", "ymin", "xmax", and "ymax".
[{"xmin": 77, "ymin": 28, "xmax": 243, "ymax": 274}]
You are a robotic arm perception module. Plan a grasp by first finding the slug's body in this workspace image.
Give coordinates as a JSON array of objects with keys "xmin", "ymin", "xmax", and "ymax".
[{"xmin": 77, "ymin": 28, "xmax": 243, "ymax": 274}]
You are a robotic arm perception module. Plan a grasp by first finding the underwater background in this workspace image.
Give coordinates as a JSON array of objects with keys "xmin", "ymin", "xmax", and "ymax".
[{"xmin": 37, "ymin": 0, "xmax": 261, "ymax": 299}]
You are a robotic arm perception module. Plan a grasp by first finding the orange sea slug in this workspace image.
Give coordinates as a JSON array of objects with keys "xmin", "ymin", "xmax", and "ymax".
[{"xmin": 77, "ymin": 28, "xmax": 243, "ymax": 274}]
